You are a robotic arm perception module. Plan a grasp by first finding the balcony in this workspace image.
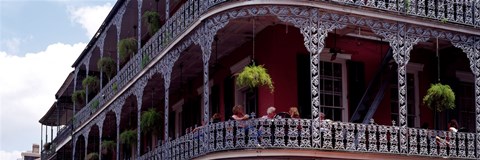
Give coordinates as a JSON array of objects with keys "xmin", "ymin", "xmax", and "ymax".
[
  {"xmin": 139, "ymin": 118, "xmax": 477, "ymax": 159},
  {"xmin": 46, "ymin": 0, "xmax": 480, "ymax": 156}
]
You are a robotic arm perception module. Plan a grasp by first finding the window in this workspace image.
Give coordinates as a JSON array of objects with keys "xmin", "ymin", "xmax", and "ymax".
[
  {"xmin": 319, "ymin": 61, "xmax": 345, "ymax": 121},
  {"xmin": 316, "ymin": 52, "xmax": 349, "ymax": 121},
  {"xmin": 456, "ymin": 71, "xmax": 475, "ymax": 132}
]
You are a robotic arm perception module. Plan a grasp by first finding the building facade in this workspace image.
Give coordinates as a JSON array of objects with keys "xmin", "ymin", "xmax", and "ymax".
[{"xmin": 39, "ymin": 0, "xmax": 480, "ymax": 159}]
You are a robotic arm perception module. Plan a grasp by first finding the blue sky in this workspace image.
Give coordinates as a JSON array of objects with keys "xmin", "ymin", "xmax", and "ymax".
[
  {"xmin": 1, "ymin": 0, "xmax": 114, "ymax": 55},
  {"xmin": 0, "ymin": 0, "xmax": 115, "ymax": 159}
]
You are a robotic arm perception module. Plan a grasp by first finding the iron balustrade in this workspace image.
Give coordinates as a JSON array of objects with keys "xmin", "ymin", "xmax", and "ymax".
[
  {"xmin": 322, "ymin": 0, "xmax": 479, "ymax": 27},
  {"xmin": 139, "ymin": 119, "xmax": 478, "ymax": 160}
]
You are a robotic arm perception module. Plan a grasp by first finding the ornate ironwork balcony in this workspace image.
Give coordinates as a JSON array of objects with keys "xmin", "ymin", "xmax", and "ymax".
[
  {"xmin": 139, "ymin": 119, "xmax": 477, "ymax": 159},
  {"xmin": 61, "ymin": 0, "xmax": 479, "ymax": 155}
]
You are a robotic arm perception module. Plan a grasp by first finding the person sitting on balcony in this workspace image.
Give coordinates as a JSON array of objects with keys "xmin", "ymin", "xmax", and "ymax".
[
  {"xmin": 212, "ymin": 113, "xmax": 221, "ymax": 123},
  {"xmin": 448, "ymin": 119, "xmax": 459, "ymax": 132},
  {"xmin": 436, "ymin": 119, "xmax": 460, "ymax": 145},
  {"xmin": 289, "ymin": 107, "xmax": 300, "ymax": 119},
  {"xmin": 231, "ymin": 105, "xmax": 249, "ymax": 121},
  {"xmin": 261, "ymin": 106, "xmax": 276, "ymax": 119}
]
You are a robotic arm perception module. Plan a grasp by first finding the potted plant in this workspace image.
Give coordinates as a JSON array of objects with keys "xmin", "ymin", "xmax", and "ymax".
[
  {"xmin": 101, "ymin": 140, "xmax": 116, "ymax": 155},
  {"xmin": 236, "ymin": 63, "xmax": 274, "ymax": 93},
  {"xmin": 142, "ymin": 10, "xmax": 160, "ymax": 36},
  {"xmin": 423, "ymin": 83, "xmax": 455, "ymax": 112},
  {"xmin": 82, "ymin": 75, "xmax": 100, "ymax": 94},
  {"xmin": 71, "ymin": 89, "xmax": 86, "ymax": 106},
  {"xmin": 118, "ymin": 38, "xmax": 137, "ymax": 63},
  {"xmin": 86, "ymin": 152, "xmax": 99, "ymax": 160},
  {"xmin": 120, "ymin": 129, "xmax": 137, "ymax": 159},
  {"xmin": 97, "ymin": 57, "xmax": 116, "ymax": 81},
  {"xmin": 141, "ymin": 108, "xmax": 160, "ymax": 133}
]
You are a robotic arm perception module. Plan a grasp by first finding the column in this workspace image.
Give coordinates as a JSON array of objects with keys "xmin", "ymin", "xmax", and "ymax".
[
  {"xmin": 41, "ymin": 124, "xmax": 43, "ymax": 152},
  {"xmin": 134, "ymin": 81, "xmax": 146, "ymax": 158},
  {"xmin": 369, "ymin": 23, "xmax": 427, "ymax": 153},
  {"xmin": 84, "ymin": 132, "xmax": 89, "ymax": 159},
  {"xmin": 72, "ymin": 136, "xmax": 76, "ymax": 160},
  {"xmin": 193, "ymin": 19, "xmax": 228, "ymax": 153},
  {"xmin": 277, "ymin": 12, "xmax": 345, "ymax": 149}
]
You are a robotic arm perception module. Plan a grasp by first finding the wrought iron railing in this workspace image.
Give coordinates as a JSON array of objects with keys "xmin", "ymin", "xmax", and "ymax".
[
  {"xmin": 321, "ymin": 0, "xmax": 479, "ymax": 27},
  {"xmin": 57, "ymin": 0, "xmax": 479, "ymax": 153},
  {"xmin": 139, "ymin": 119, "xmax": 478, "ymax": 160}
]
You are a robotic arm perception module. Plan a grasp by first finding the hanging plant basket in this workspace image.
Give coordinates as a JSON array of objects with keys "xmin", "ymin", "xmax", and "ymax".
[
  {"xmin": 82, "ymin": 75, "xmax": 100, "ymax": 94},
  {"xmin": 86, "ymin": 152, "xmax": 99, "ymax": 160},
  {"xmin": 118, "ymin": 38, "xmax": 137, "ymax": 63},
  {"xmin": 71, "ymin": 90, "xmax": 86, "ymax": 106},
  {"xmin": 97, "ymin": 57, "xmax": 116, "ymax": 81},
  {"xmin": 101, "ymin": 140, "xmax": 116, "ymax": 155},
  {"xmin": 422, "ymin": 83, "xmax": 455, "ymax": 112},
  {"xmin": 120, "ymin": 129, "xmax": 137, "ymax": 146},
  {"xmin": 141, "ymin": 108, "xmax": 161, "ymax": 134},
  {"xmin": 142, "ymin": 11, "xmax": 160, "ymax": 36},
  {"xmin": 236, "ymin": 64, "xmax": 274, "ymax": 93}
]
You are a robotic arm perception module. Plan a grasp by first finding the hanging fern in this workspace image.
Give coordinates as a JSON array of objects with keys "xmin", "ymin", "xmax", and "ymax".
[
  {"xmin": 72, "ymin": 90, "xmax": 86, "ymax": 105},
  {"xmin": 82, "ymin": 75, "xmax": 100, "ymax": 94},
  {"xmin": 120, "ymin": 129, "xmax": 137, "ymax": 145},
  {"xmin": 86, "ymin": 152, "xmax": 99, "ymax": 160},
  {"xmin": 236, "ymin": 64, "xmax": 274, "ymax": 93},
  {"xmin": 118, "ymin": 38, "xmax": 137, "ymax": 63},
  {"xmin": 141, "ymin": 108, "xmax": 160, "ymax": 134},
  {"xmin": 423, "ymin": 83, "xmax": 455, "ymax": 112},
  {"xmin": 101, "ymin": 140, "xmax": 116, "ymax": 154},
  {"xmin": 142, "ymin": 11, "xmax": 160, "ymax": 35},
  {"xmin": 97, "ymin": 57, "xmax": 116, "ymax": 81}
]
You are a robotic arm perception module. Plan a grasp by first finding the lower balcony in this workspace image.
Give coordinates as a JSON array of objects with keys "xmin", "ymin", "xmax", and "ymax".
[{"xmin": 139, "ymin": 118, "xmax": 476, "ymax": 160}]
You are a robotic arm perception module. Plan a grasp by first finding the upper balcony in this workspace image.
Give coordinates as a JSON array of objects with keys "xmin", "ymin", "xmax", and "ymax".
[
  {"xmin": 40, "ymin": 0, "xmax": 480, "ymax": 158},
  {"xmin": 68, "ymin": 0, "xmax": 480, "ymax": 136}
]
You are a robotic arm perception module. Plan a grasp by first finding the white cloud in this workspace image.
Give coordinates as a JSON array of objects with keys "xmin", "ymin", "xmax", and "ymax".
[
  {"xmin": 68, "ymin": 3, "xmax": 114, "ymax": 38},
  {"xmin": 0, "ymin": 150, "xmax": 21, "ymax": 160},
  {"xmin": 1, "ymin": 36, "xmax": 33, "ymax": 55},
  {"xmin": 0, "ymin": 42, "xmax": 85, "ymax": 152}
]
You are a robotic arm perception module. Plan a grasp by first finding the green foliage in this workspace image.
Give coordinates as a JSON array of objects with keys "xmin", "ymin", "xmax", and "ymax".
[
  {"xmin": 236, "ymin": 64, "xmax": 274, "ymax": 93},
  {"xmin": 162, "ymin": 32, "xmax": 171, "ymax": 45},
  {"xmin": 118, "ymin": 38, "xmax": 137, "ymax": 63},
  {"xmin": 86, "ymin": 152, "xmax": 99, "ymax": 160},
  {"xmin": 101, "ymin": 140, "xmax": 116, "ymax": 154},
  {"xmin": 72, "ymin": 90, "xmax": 86, "ymax": 105},
  {"xmin": 91, "ymin": 100, "xmax": 99, "ymax": 110},
  {"xmin": 82, "ymin": 76, "xmax": 100, "ymax": 94},
  {"xmin": 113, "ymin": 82, "xmax": 118, "ymax": 92},
  {"xmin": 97, "ymin": 57, "xmax": 116, "ymax": 81},
  {"xmin": 120, "ymin": 129, "xmax": 137, "ymax": 145},
  {"xmin": 141, "ymin": 108, "xmax": 160, "ymax": 134},
  {"xmin": 141, "ymin": 54, "xmax": 150, "ymax": 68},
  {"xmin": 441, "ymin": 18, "xmax": 448, "ymax": 23},
  {"xmin": 423, "ymin": 83, "xmax": 455, "ymax": 112},
  {"xmin": 142, "ymin": 11, "xmax": 160, "ymax": 35}
]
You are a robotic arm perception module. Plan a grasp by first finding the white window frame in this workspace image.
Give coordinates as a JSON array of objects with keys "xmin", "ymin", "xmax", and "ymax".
[
  {"xmin": 319, "ymin": 50, "xmax": 350, "ymax": 122},
  {"xmin": 230, "ymin": 56, "xmax": 252, "ymax": 114},
  {"xmin": 406, "ymin": 63, "xmax": 423, "ymax": 128},
  {"xmin": 172, "ymin": 99, "xmax": 184, "ymax": 138}
]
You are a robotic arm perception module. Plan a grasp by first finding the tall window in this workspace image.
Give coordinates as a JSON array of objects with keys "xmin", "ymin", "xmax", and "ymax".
[
  {"xmin": 319, "ymin": 61, "xmax": 344, "ymax": 121},
  {"xmin": 457, "ymin": 82, "xmax": 475, "ymax": 132},
  {"xmin": 391, "ymin": 73, "xmax": 416, "ymax": 127}
]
